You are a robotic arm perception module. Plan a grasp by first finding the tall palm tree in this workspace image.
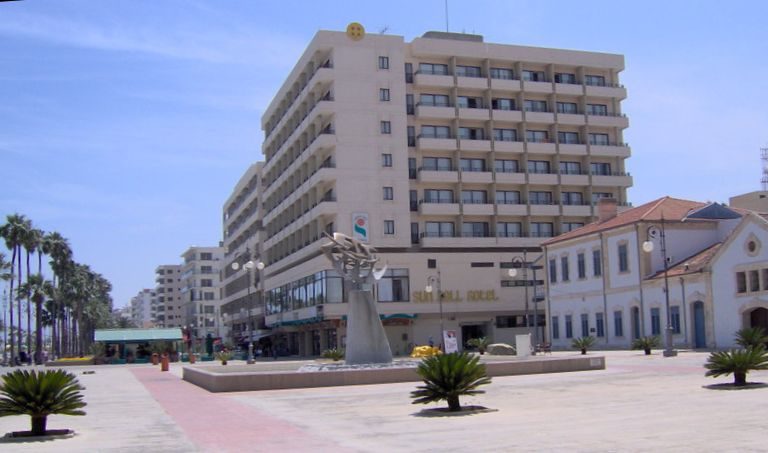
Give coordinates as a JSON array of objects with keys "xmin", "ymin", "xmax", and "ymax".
[
  {"xmin": 22, "ymin": 227, "xmax": 42, "ymax": 358},
  {"xmin": 18, "ymin": 275, "xmax": 53, "ymax": 364},
  {"xmin": 45, "ymin": 232, "xmax": 71, "ymax": 359},
  {"xmin": 0, "ymin": 214, "xmax": 31, "ymax": 365},
  {"xmin": 0, "ymin": 252, "xmax": 11, "ymax": 363}
]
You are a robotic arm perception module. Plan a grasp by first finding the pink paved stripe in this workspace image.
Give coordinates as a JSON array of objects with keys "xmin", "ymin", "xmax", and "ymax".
[{"xmin": 131, "ymin": 368, "xmax": 349, "ymax": 453}]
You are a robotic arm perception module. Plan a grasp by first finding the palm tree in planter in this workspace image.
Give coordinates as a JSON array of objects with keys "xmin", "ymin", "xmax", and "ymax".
[
  {"xmin": 411, "ymin": 352, "xmax": 492, "ymax": 412},
  {"xmin": 632, "ymin": 336, "xmax": 661, "ymax": 355},
  {"xmin": 0, "ymin": 369, "xmax": 86, "ymax": 436},
  {"xmin": 216, "ymin": 350, "xmax": 233, "ymax": 365},
  {"xmin": 467, "ymin": 337, "xmax": 490, "ymax": 354},
  {"xmin": 705, "ymin": 347, "xmax": 768, "ymax": 387},
  {"xmin": 320, "ymin": 348, "xmax": 345, "ymax": 361},
  {"xmin": 571, "ymin": 336, "xmax": 597, "ymax": 355},
  {"xmin": 735, "ymin": 327, "xmax": 768, "ymax": 350}
]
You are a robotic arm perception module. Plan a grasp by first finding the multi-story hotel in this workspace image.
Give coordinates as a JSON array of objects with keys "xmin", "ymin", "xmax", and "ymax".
[
  {"xmin": 180, "ymin": 246, "xmax": 225, "ymax": 340},
  {"xmin": 154, "ymin": 264, "xmax": 183, "ymax": 328},
  {"xmin": 224, "ymin": 28, "xmax": 633, "ymax": 355},
  {"xmin": 130, "ymin": 288, "xmax": 155, "ymax": 328}
]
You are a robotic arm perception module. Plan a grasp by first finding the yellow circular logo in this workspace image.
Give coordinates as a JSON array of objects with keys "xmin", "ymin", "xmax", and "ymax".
[{"xmin": 346, "ymin": 22, "xmax": 365, "ymax": 41}]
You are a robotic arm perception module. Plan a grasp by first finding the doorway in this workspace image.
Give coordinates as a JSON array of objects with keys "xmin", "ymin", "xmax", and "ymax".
[
  {"xmin": 693, "ymin": 301, "xmax": 706, "ymax": 348},
  {"xmin": 461, "ymin": 324, "xmax": 486, "ymax": 350},
  {"xmin": 749, "ymin": 307, "xmax": 768, "ymax": 331}
]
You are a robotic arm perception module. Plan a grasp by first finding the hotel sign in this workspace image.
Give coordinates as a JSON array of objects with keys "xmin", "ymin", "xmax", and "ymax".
[
  {"xmin": 412, "ymin": 290, "xmax": 499, "ymax": 303},
  {"xmin": 352, "ymin": 212, "xmax": 369, "ymax": 243}
]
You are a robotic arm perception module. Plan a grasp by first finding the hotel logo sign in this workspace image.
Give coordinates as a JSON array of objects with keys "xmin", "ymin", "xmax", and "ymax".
[{"xmin": 352, "ymin": 212, "xmax": 369, "ymax": 243}]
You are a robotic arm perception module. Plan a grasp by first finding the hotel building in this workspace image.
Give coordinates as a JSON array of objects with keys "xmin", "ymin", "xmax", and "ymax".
[
  {"xmin": 180, "ymin": 246, "xmax": 225, "ymax": 340},
  {"xmin": 130, "ymin": 288, "xmax": 156, "ymax": 328},
  {"xmin": 225, "ymin": 28, "xmax": 633, "ymax": 355},
  {"xmin": 154, "ymin": 264, "xmax": 183, "ymax": 328}
]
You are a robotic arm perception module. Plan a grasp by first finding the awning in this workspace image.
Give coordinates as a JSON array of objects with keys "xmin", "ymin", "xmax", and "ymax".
[
  {"xmin": 94, "ymin": 328, "xmax": 183, "ymax": 342},
  {"xmin": 341, "ymin": 313, "xmax": 418, "ymax": 321}
]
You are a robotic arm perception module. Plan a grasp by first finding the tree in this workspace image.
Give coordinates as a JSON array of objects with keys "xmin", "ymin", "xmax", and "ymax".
[
  {"xmin": 0, "ymin": 214, "xmax": 32, "ymax": 364},
  {"xmin": 22, "ymin": 227, "xmax": 42, "ymax": 357},
  {"xmin": 572, "ymin": 336, "xmax": 597, "ymax": 355},
  {"xmin": 705, "ymin": 347, "xmax": 768, "ymax": 386},
  {"xmin": 18, "ymin": 275, "xmax": 53, "ymax": 364},
  {"xmin": 0, "ymin": 369, "xmax": 86, "ymax": 435},
  {"xmin": 45, "ymin": 231, "xmax": 72, "ymax": 358},
  {"xmin": 411, "ymin": 352, "xmax": 492, "ymax": 412},
  {"xmin": 735, "ymin": 327, "xmax": 768, "ymax": 350}
]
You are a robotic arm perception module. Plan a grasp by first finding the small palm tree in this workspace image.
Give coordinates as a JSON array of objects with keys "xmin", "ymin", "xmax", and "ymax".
[
  {"xmin": 411, "ymin": 352, "xmax": 492, "ymax": 412},
  {"xmin": 321, "ymin": 348, "xmax": 345, "ymax": 361},
  {"xmin": 467, "ymin": 337, "xmax": 490, "ymax": 354},
  {"xmin": 572, "ymin": 336, "xmax": 597, "ymax": 355},
  {"xmin": 705, "ymin": 347, "xmax": 768, "ymax": 386},
  {"xmin": 0, "ymin": 369, "xmax": 86, "ymax": 435},
  {"xmin": 632, "ymin": 336, "xmax": 660, "ymax": 355},
  {"xmin": 735, "ymin": 327, "xmax": 768, "ymax": 350},
  {"xmin": 216, "ymin": 350, "xmax": 233, "ymax": 365}
]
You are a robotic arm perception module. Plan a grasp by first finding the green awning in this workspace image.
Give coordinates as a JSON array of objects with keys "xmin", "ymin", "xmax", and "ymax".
[{"xmin": 94, "ymin": 328, "xmax": 183, "ymax": 342}]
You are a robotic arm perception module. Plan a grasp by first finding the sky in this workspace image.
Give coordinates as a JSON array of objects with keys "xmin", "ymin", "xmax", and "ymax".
[{"xmin": 1, "ymin": 0, "xmax": 766, "ymax": 308}]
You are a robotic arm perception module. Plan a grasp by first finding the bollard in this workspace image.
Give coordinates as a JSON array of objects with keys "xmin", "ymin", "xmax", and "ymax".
[
  {"xmin": 151, "ymin": 353, "xmax": 159, "ymax": 366},
  {"xmin": 160, "ymin": 353, "xmax": 169, "ymax": 372}
]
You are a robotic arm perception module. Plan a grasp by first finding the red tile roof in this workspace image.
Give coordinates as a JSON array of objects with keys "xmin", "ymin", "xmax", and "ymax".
[
  {"xmin": 542, "ymin": 196, "xmax": 709, "ymax": 246},
  {"xmin": 646, "ymin": 242, "xmax": 722, "ymax": 280}
]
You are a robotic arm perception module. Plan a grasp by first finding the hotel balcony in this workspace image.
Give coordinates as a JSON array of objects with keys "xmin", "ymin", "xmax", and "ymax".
[
  {"xmin": 494, "ymin": 140, "xmax": 525, "ymax": 153},
  {"xmin": 529, "ymin": 204, "xmax": 560, "ymax": 216},
  {"xmin": 496, "ymin": 203, "xmax": 528, "ymax": 216},
  {"xmin": 416, "ymin": 104, "xmax": 455, "ymax": 120},
  {"xmin": 418, "ymin": 168, "xmax": 459, "ymax": 183},
  {"xmin": 419, "ymin": 201, "xmax": 460, "ymax": 216},
  {"xmin": 522, "ymin": 80, "xmax": 553, "ymax": 94},
  {"xmin": 460, "ymin": 170, "xmax": 493, "ymax": 184},
  {"xmin": 414, "ymin": 72, "xmax": 454, "ymax": 88},
  {"xmin": 459, "ymin": 139, "xmax": 491, "ymax": 152},
  {"xmin": 591, "ymin": 172, "xmax": 633, "ymax": 187},
  {"xmin": 524, "ymin": 111, "xmax": 555, "ymax": 124},
  {"xmin": 458, "ymin": 107, "xmax": 490, "ymax": 121},
  {"xmin": 585, "ymin": 84, "xmax": 627, "ymax": 100},
  {"xmin": 554, "ymin": 83, "xmax": 583, "ymax": 96},
  {"xmin": 495, "ymin": 171, "xmax": 526, "ymax": 185},
  {"xmin": 587, "ymin": 113, "xmax": 629, "ymax": 129},
  {"xmin": 492, "ymin": 109, "xmax": 523, "ymax": 123},
  {"xmin": 490, "ymin": 78, "xmax": 521, "ymax": 92},
  {"xmin": 420, "ymin": 234, "xmax": 497, "ymax": 248},
  {"xmin": 527, "ymin": 141, "xmax": 557, "ymax": 154},
  {"xmin": 557, "ymin": 113, "xmax": 586, "ymax": 126},
  {"xmin": 462, "ymin": 203, "xmax": 494, "ymax": 216},
  {"xmin": 456, "ymin": 75, "xmax": 488, "ymax": 89},
  {"xmin": 560, "ymin": 173, "xmax": 590, "ymax": 185},
  {"xmin": 418, "ymin": 136, "xmax": 457, "ymax": 151},
  {"xmin": 558, "ymin": 143, "xmax": 588, "ymax": 156},
  {"xmin": 496, "ymin": 235, "xmax": 543, "ymax": 247},
  {"xmin": 590, "ymin": 143, "xmax": 631, "ymax": 158},
  {"xmin": 562, "ymin": 204, "xmax": 594, "ymax": 217},
  {"xmin": 528, "ymin": 172, "xmax": 559, "ymax": 185}
]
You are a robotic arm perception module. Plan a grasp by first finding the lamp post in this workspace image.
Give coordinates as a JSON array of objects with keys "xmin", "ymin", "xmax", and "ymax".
[
  {"xmin": 508, "ymin": 255, "xmax": 543, "ymax": 354},
  {"xmin": 425, "ymin": 269, "xmax": 444, "ymax": 349},
  {"xmin": 232, "ymin": 256, "xmax": 265, "ymax": 364},
  {"xmin": 642, "ymin": 215, "xmax": 677, "ymax": 358}
]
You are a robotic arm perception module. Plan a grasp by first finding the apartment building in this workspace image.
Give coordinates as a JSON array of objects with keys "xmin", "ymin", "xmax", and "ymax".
[
  {"xmin": 237, "ymin": 28, "xmax": 633, "ymax": 355},
  {"xmin": 130, "ymin": 288, "xmax": 155, "ymax": 328},
  {"xmin": 180, "ymin": 246, "xmax": 225, "ymax": 340},
  {"xmin": 154, "ymin": 264, "xmax": 183, "ymax": 328}
]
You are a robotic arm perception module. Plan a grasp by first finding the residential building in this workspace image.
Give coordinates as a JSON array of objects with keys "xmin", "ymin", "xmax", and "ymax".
[
  {"xmin": 154, "ymin": 264, "xmax": 182, "ymax": 328},
  {"xmin": 233, "ymin": 28, "xmax": 633, "ymax": 355},
  {"xmin": 730, "ymin": 190, "xmax": 768, "ymax": 213},
  {"xmin": 180, "ymin": 246, "xmax": 225, "ymax": 340},
  {"xmin": 130, "ymin": 288, "xmax": 155, "ymax": 328},
  {"xmin": 543, "ymin": 197, "xmax": 768, "ymax": 350}
]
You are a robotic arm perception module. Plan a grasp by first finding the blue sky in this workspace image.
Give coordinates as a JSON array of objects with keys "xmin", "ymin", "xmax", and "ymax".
[{"xmin": 1, "ymin": 0, "xmax": 766, "ymax": 308}]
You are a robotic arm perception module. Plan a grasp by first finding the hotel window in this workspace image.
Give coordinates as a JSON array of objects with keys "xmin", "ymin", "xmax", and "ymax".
[
  {"xmin": 561, "ymin": 256, "xmax": 570, "ymax": 281},
  {"xmin": 493, "ymin": 128, "xmax": 517, "ymax": 142},
  {"xmin": 736, "ymin": 271, "xmax": 747, "ymax": 293},
  {"xmin": 383, "ymin": 220, "xmax": 395, "ymax": 235},
  {"xmin": 462, "ymin": 222, "xmax": 490, "ymax": 237},
  {"xmin": 461, "ymin": 190, "xmax": 487, "ymax": 204},
  {"xmin": 380, "ymin": 121, "xmax": 391, "ymax": 134},
  {"xmin": 526, "ymin": 130, "xmax": 549, "ymax": 143},
  {"xmin": 593, "ymin": 249, "xmax": 602, "ymax": 276},
  {"xmin": 420, "ymin": 93, "xmax": 450, "ymax": 107},
  {"xmin": 377, "ymin": 269, "xmax": 409, "ymax": 302},
  {"xmin": 529, "ymin": 191, "xmax": 553, "ymax": 205},
  {"xmin": 552, "ymin": 316, "xmax": 560, "ymax": 339},
  {"xmin": 592, "ymin": 192, "xmax": 614, "ymax": 203},
  {"xmin": 591, "ymin": 162, "xmax": 612, "ymax": 176},
  {"xmin": 555, "ymin": 72, "xmax": 576, "ymax": 84},
  {"xmin": 577, "ymin": 253, "xmax": 586, "ymax": 279},
  {"xmin": 557, "ymin": 102, "xmax": 578, "ymax": 114},
  {"xmin": 596, "ymin": 312, "xmax": 605, "ymax": 337},
  {"xmin": 379, "ymin": 88, "xmax": 390, "ymax": 101},
  {"xmin": 419, "ymin": 62, "xmax": 449, "ymax": 75},
  {"xmin": 492, "ymin": 98, "xmax": 515, "ymax": 110},
  {"xmin": 618, "ymin": 243, "xmax": 629, "ymax": 272},
  {"xmin": 423, "ymin": 157, "xmax": 452, "ymax": 171},
  {"xmin": 424, "ymin": 189, "xmax": 453, "ymax": 203},
  {"xmin": 457, "ymin": 96, "xmax": 483, "ymax": 109},
  {"xmin": 494, "ymin": 159, "xmax": 519, "ymax": 173},
  {"xmin": 562, "ymin": 192, "xmax": 584, "ymax": 205},
  {"xmin": 456, "ymin": 65, "xmax": 482, "ymax": 77},
  {"xmin": 565, "ymin": 315, "xmax": 573, "ymax": 338},
  {"xmin": 749, "ymin": 270, "xmax": 760, "ymax": 292},
  {"xmin": 559, "ymin": 161, "xmax": 582, "ymax": 175},
  {"xmin": 201, "ymin": 279, "xmax": 213, "ymax": 287},
  {"xmin": 459, "ymin": 127, "xmax": 485, "ymax": 140},
  {"xmin": 497, "ymin": 222, "xmax": 522, "ymax": 237},
  {"xmin": 671, "ymin": 306, "xmax": 681, "ymax": 334},
  {"xmin": 562, "ymin": 222, "xmax": 584, "ymax": 233},
  {"xmin": 420, "ymin": 125, "xmax": 451, "ymax": 138},
  {"xmin": 558, "ymin": 131, "xmax": 580, "ymax": 144},
  {"xmin": 527, "ymin": 160, "xmax": 551, "ymax": 174},
  {"xmin": 587, "ymin": 104, "xmax": 608, "ymax": 116},
  {"xmin": 382, "ymin": 153, "xmax": 392, "ymax": 167},
  {"xmin": 490, "ymin": 67, "xmax": 514, "ymax": 79},
  {"xmin": 460, "ymin": 158, "xmax": 486, "ymax": 172},
  {"xmin": 651, "ymin": 308, "xmax": 661, "ymax": 336},
  {"xmin": 378, "ymin": 56, "xmax": 389, "ymax": 69},
  {"xmin": 407, "ymin": 126, "xmax": 416, "ymax": 146},
  {"xmin": 495, "ymin": 190, "xmax": 521, "ymax": 205},
  {"xmin": 614, "ymin": 311, "xmax": 623, "ymax": 337},
  {"xmin": 549, "ymin": 258, "xmax": 557, "ymax": 283},
  {"xmin": 425, "ymin": 221, "xmax": 454, "ymax": 237},
  {"xmin": 531, "ymin": 222, "xmax": 554, "ymax": 237},
  {"xmin": 580, "ymin": 314, "xmax": 589, "ymax": 337},
  {"xmin": 383, "ymin": 186, "xmax": 393, "ymax": 200},
  {"xmin": 585, "ymin": 74, "xmax": 606, "ymax": 86},
  {"xmin": 588, "ymin": 133, "xmax": 610, "ymax": 146},
  {"xmin": 524, "ymin": 100, "xmax": 548, "ymax": 112},
  {"xmin": 522, "ymin": 70, "xmax": 546, "ymax": 82}
]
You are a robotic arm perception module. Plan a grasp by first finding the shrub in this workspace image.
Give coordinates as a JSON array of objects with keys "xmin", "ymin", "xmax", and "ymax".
[
  {"xmin": 215, "ymin": 351, "xmax": 233, "ymax": 365},
  {"xmin": 571, "ymin": 336, "xmax": 597, "ymax": 355},
  {"xmin": 632, "ymin": 336, "xmax": 660, "ymax": 355},
  {"xmin": 321, "ymin": 348, "xmax": 345, "ymax": 361},
  {"xmin": 705, "ymin": 347, "xmax": 768, "ymax": 386},
  {"xmin": 735, "ymin": 327, "xmax": 768, "ymax": 350},
  {"xmin": 411, "ymin": 352, "xmax": 492, "ymax": 412},
  {"xmin": 0, "ymin": 369, "xmax": 86, "ymax": 435},
  {"xmin": 467, "ymin": 337, "xmax": 490, "ymax": 354}
]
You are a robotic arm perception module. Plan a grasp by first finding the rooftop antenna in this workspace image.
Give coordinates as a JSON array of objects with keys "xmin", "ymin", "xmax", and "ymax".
[
  {"xmin": 444, "ymin": 0, "xmax": 449, "ymax": 32},
  {"xmin": 761, "ymin": 145, "xmax": 768, "ymax": 190}
]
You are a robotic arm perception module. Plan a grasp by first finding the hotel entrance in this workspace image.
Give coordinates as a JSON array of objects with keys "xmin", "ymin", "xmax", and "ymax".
[{"xmin": 461, "ymin": 323, "xmax": 487, "ymax": 351}]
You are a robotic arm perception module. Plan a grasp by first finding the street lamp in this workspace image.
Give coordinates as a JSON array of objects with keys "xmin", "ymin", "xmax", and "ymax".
[
  {"xmin": 642, "ymin": 216, "xmax": 677, "ymax": 358},
  {"xmin": 508, "ymin": 255, "xmax": 543, "ymax": 355},
  {"xmin": 424, "ymin": 270, "xmax": 444, "ymax": 350},
  {"xmin": 232, "ymin": 257, "xmax": 265, "ymax": 364},
  {"xmin": 507, "ymin": 252, "xmax": 529, "ymax": 327}
]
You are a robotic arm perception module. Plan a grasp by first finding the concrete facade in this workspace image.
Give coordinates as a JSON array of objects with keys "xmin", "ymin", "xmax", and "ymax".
[
  {"xmin": 180, "ymin": 246, "xmax": 225, "ymax": 341},
  {"xmin": 730, "ymin": 190, "xmax": 768, "ymax": 213},
  {"xmin": 154, "ymin": 264, "xmax": 182, "ymax": 328},
  {"xmin": 130, "ymin": 288, "xmax": 155, "ymax": 328}
]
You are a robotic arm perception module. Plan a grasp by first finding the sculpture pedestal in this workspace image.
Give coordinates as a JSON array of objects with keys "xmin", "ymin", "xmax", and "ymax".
[{"xmin": 345, "ymin": 290, "xmax": 393, "ymax": 365}]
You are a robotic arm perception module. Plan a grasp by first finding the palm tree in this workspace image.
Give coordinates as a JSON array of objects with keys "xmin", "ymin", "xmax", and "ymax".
[
  {"xmin": 572, "ymin": 336, "xmax": 597, "ymax": 355},
  {"xmin": 0, "ymin": 369, "xmax": 86, "ymax": 435},
  {"xmin": 18, "ymin": 275, "xmax": 53, "ymax": 364},
  {"xmin": 735, "ymin": 327, "xmax": 768, "ymax": 350},
  {"xmin": 0, "ymin": 252, "xmax": 11, "ymax": 364},
  {"xmin": 411, "ymin": 352, "xmax": 492, "ymax": 411},
  {"xmin": 22, "ymin": 227, "xmax": 42, "ymax": 358},
  {"xmin": 0, "ymin": 214, "xmax": 32, "ymax": 364},
  {"xmin": 45, "ymin": 231, "xmax": 71, "ymax": 359},
  {"xmin": 705, "ymin": 347, "xmax": 768, "ymax": 386}
]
